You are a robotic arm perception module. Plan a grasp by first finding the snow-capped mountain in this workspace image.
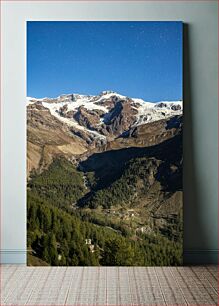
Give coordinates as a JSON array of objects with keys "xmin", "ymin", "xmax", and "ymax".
[
  {"xmin": 27, "ymin": 91, "xmax": 182, "ymax": 139},
  {"xmin": 26, "ymin": 91, "xmax": 183, "ymax": 175}
]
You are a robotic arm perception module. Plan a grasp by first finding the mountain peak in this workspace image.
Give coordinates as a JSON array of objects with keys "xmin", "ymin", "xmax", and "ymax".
[{"xmin": 27, "ymin": 91, "xmax": 183, "ymax": 145}]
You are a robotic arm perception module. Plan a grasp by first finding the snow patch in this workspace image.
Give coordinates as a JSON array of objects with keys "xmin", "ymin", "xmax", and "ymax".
[
  {"xmin": 42, "ymin": 101, "xmax": 106, "ymax": 140},
  {"xmin": 133, "ymin": 101, "xmax": 182, "ymax": 127}
]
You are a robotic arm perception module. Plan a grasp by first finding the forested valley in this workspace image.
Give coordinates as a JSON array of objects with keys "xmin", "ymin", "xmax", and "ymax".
[{"xmin": 27, "ymin": 138, "xmax": 183, "ymax": 266}]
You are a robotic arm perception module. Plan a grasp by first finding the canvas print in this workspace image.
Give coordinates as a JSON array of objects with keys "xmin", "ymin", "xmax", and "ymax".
[{"xmin": 27, "ymin": 21, "xmax": 183, "ymax": 266}]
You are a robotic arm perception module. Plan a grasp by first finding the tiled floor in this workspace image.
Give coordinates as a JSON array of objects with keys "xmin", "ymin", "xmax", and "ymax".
[{"xmin": 1, "ymin": 265, "xmax": 218, "ymax": 305}]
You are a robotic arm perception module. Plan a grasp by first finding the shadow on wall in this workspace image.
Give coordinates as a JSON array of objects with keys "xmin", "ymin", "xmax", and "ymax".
[{"xmin": 183, "ymin": 24, "xmax": 211, "ymax": 264}]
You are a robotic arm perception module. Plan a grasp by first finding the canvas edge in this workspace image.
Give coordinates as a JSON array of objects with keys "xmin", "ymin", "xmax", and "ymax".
[{"xmin": 0, "ymin": 249, "xmax": 217, "ymax": 265}]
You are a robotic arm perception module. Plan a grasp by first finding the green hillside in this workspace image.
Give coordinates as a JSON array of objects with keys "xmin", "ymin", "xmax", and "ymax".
[
  {"xmin": 27, "ymin": 150, "xmax": 183, "ymax": 266},
  {"xmin": 28, "ymin": 158, "xmax": 86, "ymax": 208}
]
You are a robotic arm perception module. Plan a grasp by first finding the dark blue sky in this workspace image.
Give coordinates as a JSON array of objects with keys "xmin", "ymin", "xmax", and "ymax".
[{"xmin": 27, "ymin": 21, "xmax": 182, "ymax": 101}]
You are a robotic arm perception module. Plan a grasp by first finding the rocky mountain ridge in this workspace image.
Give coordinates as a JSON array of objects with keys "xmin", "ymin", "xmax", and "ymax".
[{"xmin": 27, "ymin": 91, "xmax": 182, "ymax": 175}]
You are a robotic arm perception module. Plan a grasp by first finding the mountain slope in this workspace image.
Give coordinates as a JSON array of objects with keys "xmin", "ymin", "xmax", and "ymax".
[
  {"xmin": 27, "ymin": 102, "xmax": 88, "ymax": 175},
  {"xmin": 28, "ymin": 132, "xmax": 182, "ymax": 242},
  {"xmin": 27, "ymin": 91, "xmax": 182, "ymax": 175},
  {"xmin": 77, "ymin": 132, "xmax": 182, "ymax": 239}
]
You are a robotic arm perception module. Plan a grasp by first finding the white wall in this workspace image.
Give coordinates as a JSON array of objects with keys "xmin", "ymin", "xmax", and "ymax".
[{"xmin": 1, "ymin": 1, "xmax": 218, "ymax": 263}]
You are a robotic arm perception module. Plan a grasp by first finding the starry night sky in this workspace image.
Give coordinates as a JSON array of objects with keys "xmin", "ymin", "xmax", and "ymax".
[{"xmin": 27, "ymin": 21, "xmax": 182, "ymax": 101}]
